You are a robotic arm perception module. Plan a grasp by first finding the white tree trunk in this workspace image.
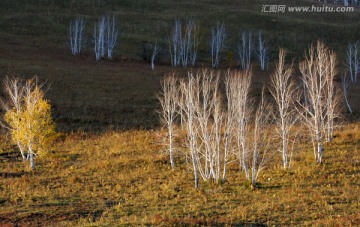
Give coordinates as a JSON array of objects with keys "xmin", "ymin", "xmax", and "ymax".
[
  {"xmin": 18, "ymin": 141, "xmax": 26, "ymax": 160},
  {"xmin": 210, "ymin": 23, "xmax": 226, "ymax": 68},
  {"xmin": 238, "ymin": 31, "xmax": 253, "ymax": 70},
  {"xmin": 341, "ymin": 73, "xmax": 353, "ymax": 113},
  {"xmin": 29, "ymin": 146, "xmax": 35, "ymax": 170},
  {"xmin": 69, "ymin": 17, "xmax": 86, "ymax": 55}
]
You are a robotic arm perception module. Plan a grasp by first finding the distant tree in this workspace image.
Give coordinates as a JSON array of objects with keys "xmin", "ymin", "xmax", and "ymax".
[
  {"xmin": 105, "ymin": 15, "xmax": 118, "ymax": 60},
  {"xmin": 94, "ymin": 15, "xmax": 118, "ymax": 61},
  {"xmin": 2, "ymin": 77, "xmax": 57, "ymax": 170},
  {"xmin": 237, "ymin": 31, "xmax": 253, "ymax": 70},
  {"xmin": 168, "ymin": 19, "xmax": 199, "ymax": 67},
  {"xmin": 210, "ymin": 23, "xmax": 226, "ymax": 68},
  {"xmin": 256, "ymin": 32, "xmax": 269, "ymax": 71},
  {"xmin": 341, "ymin": 73, "xmax": 352, "ymax": 113},
  {"xmin": 150, "ymin": 43, "xmax": 161, "ymax": 70},
  {"xmin": 69, "ymin": 17, "xmax": 86, "ymax": 55},
  {"xmin": 94, "ymin": 16, "xmax": 106, "ymax": 61},
  {"xmin": 168, "ymin": 18, "xmax": 182, "ymax": 67},
  {"xmin": 188, "ymin": 20, "xmax": 200, "ymax": 66},
  {"xmin": 345, "ymin": 42, "xmax": 359, "ymax": 83}
]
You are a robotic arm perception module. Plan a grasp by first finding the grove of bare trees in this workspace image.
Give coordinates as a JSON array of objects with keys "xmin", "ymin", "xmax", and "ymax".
[
  {"xmin": 69, "ymin": 17, "xmax": 86, "ymax": 55},
  {"xmin": 158, "ymin": 69, "xmax": 274, "ymax": 188},
  {"xmin": 168, "ymin": 19, "xmax": 199, "ymax": 67},
  {"xmin": 68, "ymin": 15, "xmax": 119, "ymax": 61},
  {"xmin": 158, "ymin": 41, "xmax": 343, "ymax": 188},
  {"xmin": 94, "ymin": 15, "xmax": 119, "ymax": 61}
]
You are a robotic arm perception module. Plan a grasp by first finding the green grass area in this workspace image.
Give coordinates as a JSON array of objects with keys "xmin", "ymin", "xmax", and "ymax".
[{"xmin": 0, "ymin": 0, "xmax": 359, "ymax": 225}]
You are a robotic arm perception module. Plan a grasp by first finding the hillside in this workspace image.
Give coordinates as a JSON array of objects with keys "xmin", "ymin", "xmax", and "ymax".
[{"xmin": 0, "ymin": 0, "xmax": 359, "ymax": 225}]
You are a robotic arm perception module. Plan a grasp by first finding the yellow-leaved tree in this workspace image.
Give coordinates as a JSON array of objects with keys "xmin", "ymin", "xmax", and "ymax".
[{"xmin": 3, "ymin": 77, "xmax": 56, "ymax": 170}]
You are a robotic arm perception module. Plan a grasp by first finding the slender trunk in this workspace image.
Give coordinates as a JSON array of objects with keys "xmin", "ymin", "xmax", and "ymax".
[
  {"xmin": 190, "ymin": 137, "xmax": 199, "ymax": 188},
  {"xmin": 251, "ymin": 147, "xmax": 256, "ymax": 186},
  {"xmin": 317, "ymin": 142, "xmax": 323, "ymax": 164},
  {"xmin": 282, "ymin": 130, "xmax": 288, "ymax": 169},
  {"xmin": 221, "ymin": 164, "xmax": 227, "ymax": 183},
  {"xmin": 240, "ymin": 120, "xmax": 249, "ymax": 179},
  {"xmin": 222, "ymin": 126, "xmax": 230, "ymax": 183},
  {"xmin": 303, "ymin": 80, "xmax": 307, "ymax": 106},
  {"xmin": 151, "ymin": 58, "xmax": 155, "ymax": 70},
  {"xmin": 251, "ymin": 164, "xmax": 256, "ymax": 186},
  {"xmin": 216, "ymin": 135, "xmax": 221, "ymax": 181},
  {"xmin": 18, "ymin": 141, "xmax": 26, "ymax": 160},
  {"xmin": 345, "ymin": 94, "xmax": 352, "ymax": 113},
  {"xmin": 29, "ymin": 147, "xmax": 35, "ymax": 170},
  {"xmin": 169, "ymin": 126, "xmax": 175, "ymax": 169},
  {"xmin": 316, "ymin": 129, "xmax": 323, "ymax": 163},
  {"xmin": 242, "ymin": 139, "xmax": 249, "ymax": 179}
]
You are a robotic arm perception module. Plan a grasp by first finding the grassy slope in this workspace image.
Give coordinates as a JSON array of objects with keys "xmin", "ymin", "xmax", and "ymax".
[
  {"xmin": 0, "ymin": 126, "xmax": 359, "ymax": 225},
  {"xmin": 0, "ymin": 0, "xmax": 359, "ymax": 225}
]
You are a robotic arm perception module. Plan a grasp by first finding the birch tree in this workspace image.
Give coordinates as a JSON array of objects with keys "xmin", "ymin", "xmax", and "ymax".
[
  {"xmin": 3, "ymin": 78, "xmax": 56, "ymax": 170},
  {"xmin": 182, "ymin": 19, "xmax": 199, "ymax": 67},
  {"xmin": 194, "ymin": 70, "xmax": 226, "ymax": 182},
  {"xmin": 168, "ymin": 19, "xmax": 200, "ymax": 67},
  {"xmin": 324, "ymin": 53, "xmax": 340, "ymax": 142},
  {"xmin": 69, "ymin": 17, "xmax": 86, "ymax": 55},
  {"xmin": 168, "ymin": 19, "xmax": 182, "ymax": 67},
  {"xmin": 189, "ymin": 20, "xmax": 200, "ymax": 66},
  {"xmin": 257, "ymin": 32, "xmax": 269, "ymax": 71},
  {"xmin": 158, "ymin": 74, "xmax": 178, "ymax": 169},
  {"xmin": 222, "ymin": 71, "xmax": 236, "ymax": 183},
  {"xmin": 179, "ymin": 73, "xmax": 200, "ymax": 188},
  {"xmin": 225, "ymin": 70, "xmax": 252, "ymax": 179},
  {"xmin": 249, "ymin": 89, "xmax": 271, "ymax": 187},
  {"xmin": 345, "ymin": 42, "xmax": 359, "ymax": 83},
  {"xmin": 94, "ymin": 15, "xmax": 118, "ymax": 61},
  {"xmin": 94, "ymin": 16, "xmax": 106, "ymax": 61},
  {"xmin": 341, "ymin": 73, "xmax": 352, "ymax": 113},
  {"xmin": 269, "ymin": 49, "xmax": 297, "ymax": 169},
  {"xmin": 176, "ymin": 70, "xmax": 236, "ymax": 187},
  {"xmin": 105, "ymin": 15, "xmax": 118, "ymax": 60},
  {"xmin": 150, "ymin": 43, "xmax": 161, "ymax": 70},
  {"xmin": 298, "ymin": 41, "xmax": 339, "ymax": 164},
  {"xmin": 210, "ymin": 23, "xmax": 226, "ymax": 68},
  {"xmin": 1, "ymin": 77, "xmax": 26, "ymax": 160},
  {"xmin": 237, "ymin": 31, "xmax": 253, "ymax": 70}
]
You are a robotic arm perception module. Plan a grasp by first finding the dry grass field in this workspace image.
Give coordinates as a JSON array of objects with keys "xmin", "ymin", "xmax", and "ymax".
[{"xmin": 0, "ymin": 0, "xmax": 359, "ymax": 225}]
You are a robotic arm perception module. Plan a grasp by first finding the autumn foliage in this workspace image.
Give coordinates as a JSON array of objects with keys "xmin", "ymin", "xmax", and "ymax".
[{"xmin": 3, "ymin": 77, "xmax": 57, "ymax": 170}]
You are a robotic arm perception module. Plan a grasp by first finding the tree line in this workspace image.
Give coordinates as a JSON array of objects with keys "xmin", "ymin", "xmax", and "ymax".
[{"xmin": 68, "ymin": 17, "xmax": 269, "ymax": 70}]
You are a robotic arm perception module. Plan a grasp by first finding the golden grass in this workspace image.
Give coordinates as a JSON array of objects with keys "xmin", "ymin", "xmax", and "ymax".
[{"xmin": 0, "ymin": 125, "xmax": 359, "ymax": 226}]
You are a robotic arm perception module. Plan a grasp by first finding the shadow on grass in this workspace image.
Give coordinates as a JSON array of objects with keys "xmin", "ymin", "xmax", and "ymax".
[
  {"xmin": 155, "ymin": 215, "xmax": 268, "ymax": 226},
  {"xmin": 0, "ymin": 171, "xmax": 26, "ymax": 178},
  {"xmin": 0, "ymin": 150, "xmax": 22, "ymax": 162}
]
